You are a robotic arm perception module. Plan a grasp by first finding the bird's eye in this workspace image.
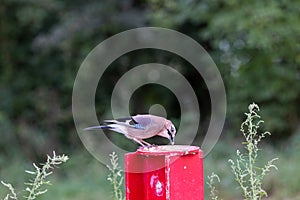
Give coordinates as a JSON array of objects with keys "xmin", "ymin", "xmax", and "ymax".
[{"xmin": 170, "ymin": 126, "xmax": 175, "ymax": 133}]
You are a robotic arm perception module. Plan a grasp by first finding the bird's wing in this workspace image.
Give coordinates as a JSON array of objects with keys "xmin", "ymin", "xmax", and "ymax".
[
  {"xmin": 104, "ymin": 116, "xmax": 146, "ymax": 130},
  {"xmin": 131, "ymin": 115, "xmax": 152, "ymax": 128},
  {"xmin": 132, "ymin": 115, "xmax": 166, "ymax": 132}
]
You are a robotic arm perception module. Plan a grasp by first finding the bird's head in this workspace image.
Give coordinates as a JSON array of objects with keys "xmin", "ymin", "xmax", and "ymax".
[
  {"xmin": 166, "ymin": 121, "xmax": 176, "ymax": 145},
  {"xmin": 157, "ymin": 120, "xmax": 176, "ymax": 145}
]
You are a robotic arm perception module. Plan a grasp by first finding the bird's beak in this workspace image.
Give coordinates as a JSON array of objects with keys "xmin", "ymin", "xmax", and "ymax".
[{"xmin": 168, "ymin": 130, "xmax": 174, "ymax": 145}]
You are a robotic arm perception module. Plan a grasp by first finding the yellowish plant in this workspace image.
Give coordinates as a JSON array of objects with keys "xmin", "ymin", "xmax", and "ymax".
[
  {"xmin": 207, "ymin": 172, "xmax": 222, "ymax": 200},
  {"xmin": 1, "ymin": 151, "xmax": 68, "ymax": 200},
  {"xmin": 106, "ymin": 152, "xmax": 125, "ymax": 200},
  {"xmin": 228, "ymin": 103, "xmax": 278, "ymax": 200}
]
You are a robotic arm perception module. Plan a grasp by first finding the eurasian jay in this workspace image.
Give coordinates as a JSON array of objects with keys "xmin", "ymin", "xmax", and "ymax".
[{"xmin": 84, "ymin": 114, "xmax": 176, "ymax": 146}]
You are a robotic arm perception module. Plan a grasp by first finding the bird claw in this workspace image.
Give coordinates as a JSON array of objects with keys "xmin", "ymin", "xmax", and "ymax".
[
  {"xmin": 145, "ymin": 144, "xmax": 157, "ymax": 149},
  {"xmin": 138, "ymin": 143, "xmax": 157, "ymax": 151}
]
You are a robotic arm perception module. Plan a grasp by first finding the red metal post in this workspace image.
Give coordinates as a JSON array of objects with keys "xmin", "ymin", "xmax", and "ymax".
[{"xmin": 125, "ymin": 145, "xmax": 203, "ymax": 200}]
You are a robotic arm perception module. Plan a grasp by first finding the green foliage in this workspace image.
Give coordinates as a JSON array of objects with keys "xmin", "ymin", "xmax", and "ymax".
[
  {"xmin": 0, "ymin": 0, "xmax": 147, "ymax": 157},
  {"xmin": 0, "ymin": 1, "xmax": 299, "ymax": 198},
  {"xmin": 1, "ymin": 151, "xmax": 68, "ymax": 200},
  {"xmin": 106, "ymin": 152, "xmax": 125, "ymax": 200},
  {"xmin": 1, "ymin": 0, "xmax": 299, "ymax": 160},
  {"xmin": 148, "ymin": 0, "xmax": 300, "ymax": 137},
  {"xmin": 228, "ymin": 103, "xmax": 278, "ymax": 199}
]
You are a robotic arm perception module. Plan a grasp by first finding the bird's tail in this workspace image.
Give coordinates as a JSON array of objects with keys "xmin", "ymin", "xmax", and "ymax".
[
  {"xmin": 84, "ymin": 124, "xmax": 125, "ymax": 135},
  {"xmin": 83, "ymin": 125, "xmax": 112, "ymax": 131}
]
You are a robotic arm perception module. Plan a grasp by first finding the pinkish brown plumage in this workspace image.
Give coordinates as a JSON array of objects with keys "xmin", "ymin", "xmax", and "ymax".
[{"xmin": 84, "ymin": 114, "xmax": 176, "ymax": 146}]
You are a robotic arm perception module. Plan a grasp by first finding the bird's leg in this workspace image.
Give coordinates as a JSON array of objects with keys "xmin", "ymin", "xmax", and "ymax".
[
  {"xmin": 133, "ymin": 138, "xmax": 147, "ymax": 147},
  {"xmin": 140, "ymin": 139, "xmax": 152, "ymax": 147},
  {"xmin": 133, "ymin": 138, "xmax": 152, "ymax": 147}
]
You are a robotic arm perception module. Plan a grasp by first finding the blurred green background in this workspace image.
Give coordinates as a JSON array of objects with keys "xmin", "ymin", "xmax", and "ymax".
[{"xmin": 0, "ymin": 0, "xmax": 299, "ymax": 199}]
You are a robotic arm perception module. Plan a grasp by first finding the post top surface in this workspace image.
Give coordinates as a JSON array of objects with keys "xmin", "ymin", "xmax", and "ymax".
[{"xmin": 136, "ymin": 145, "xmax": 201, "ymax": 156}]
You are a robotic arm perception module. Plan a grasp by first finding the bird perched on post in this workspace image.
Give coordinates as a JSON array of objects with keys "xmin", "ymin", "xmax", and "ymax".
[{"xmin": 84, "ymin": 114, "xmax": 176, "ymax": 147}]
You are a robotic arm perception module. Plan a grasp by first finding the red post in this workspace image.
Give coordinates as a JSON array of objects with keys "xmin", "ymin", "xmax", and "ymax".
[{"xmin": 125, "ymin": 145, "xmax": 204, "ymax": 200}]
